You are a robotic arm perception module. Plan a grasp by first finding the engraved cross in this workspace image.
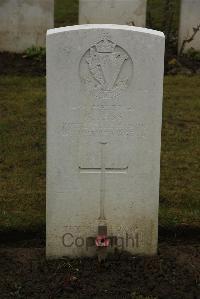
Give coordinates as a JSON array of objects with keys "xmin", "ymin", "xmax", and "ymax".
[{"xmin": 79, "ymin": 142, "xmax": 128, "ymax": 220}]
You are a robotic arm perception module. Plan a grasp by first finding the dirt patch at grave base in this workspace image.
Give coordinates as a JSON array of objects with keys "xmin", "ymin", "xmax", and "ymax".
[
  {"xmin": 0, "ymin": 242, "xmax": 199, "ymax": 299},
  {"xmin": 0, "ymin": 52, "xmax": 45, "ymax": 76}
]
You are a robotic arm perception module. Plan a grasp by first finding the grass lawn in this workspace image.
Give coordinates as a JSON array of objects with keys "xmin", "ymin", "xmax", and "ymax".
[
  {"xmin": 160, "ymin": 75, "xmax": 200, "ymax": 228},
  {"xmin": 0, "ymin": 76, "xmax": 46, "ymax": 232},
  {"xmin": 0, "ymin": 74, "xmax": 199, "ymax": 233}
]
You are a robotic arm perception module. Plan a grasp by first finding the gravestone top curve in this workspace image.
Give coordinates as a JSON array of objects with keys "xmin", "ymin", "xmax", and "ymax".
[{"xmin": 47, "ymin": 24, "xmax": 164, "ymax": 37}]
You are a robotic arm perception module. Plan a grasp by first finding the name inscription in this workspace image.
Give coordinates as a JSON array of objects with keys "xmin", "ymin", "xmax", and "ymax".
[{"xmin": 62, "ymin": 122, "xmax": 145, "ymax": 137}]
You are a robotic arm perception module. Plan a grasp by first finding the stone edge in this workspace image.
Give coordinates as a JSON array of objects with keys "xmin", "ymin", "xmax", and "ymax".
[{"xmin": 47, "ymin": 24, "xmax": 165, "ymax": 38}]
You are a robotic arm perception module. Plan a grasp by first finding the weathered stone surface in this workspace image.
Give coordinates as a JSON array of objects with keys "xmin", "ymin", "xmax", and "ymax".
[
  {"xmin": 79, "ymin": 0, "xmax": 147, "ymax": 26},
  {"xmin": 46, "ymin": 24, "xmax": 165, "ymax": 258},
  {"xmin": 0, "ymin": 0, "xmax": 54, "ymax": 53},
  {"xmin": 178, "ymin": 0, "xmax": 200, "ymax": 52}
]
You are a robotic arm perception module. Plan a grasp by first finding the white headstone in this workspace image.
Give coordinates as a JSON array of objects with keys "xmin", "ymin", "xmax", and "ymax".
[
  {"xmin": 79, "ymin": 0, "xmax": 147, "ymax": 26},
  {"xmin": 178, "ymin": 0, "xmax": 200, "ymax": 52},
  {"xmin": 0, "ymin": 0, "xmax": 54, "ymax": 53},
  {"xmin": 46, "ymin": 24, "xmax": 165, "ymax": 258}
]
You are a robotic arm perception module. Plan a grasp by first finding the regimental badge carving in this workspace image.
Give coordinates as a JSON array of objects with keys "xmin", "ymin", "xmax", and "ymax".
[{"xmin": 79, "ymin": 37, "xmax": 133, "ymax": 99}]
